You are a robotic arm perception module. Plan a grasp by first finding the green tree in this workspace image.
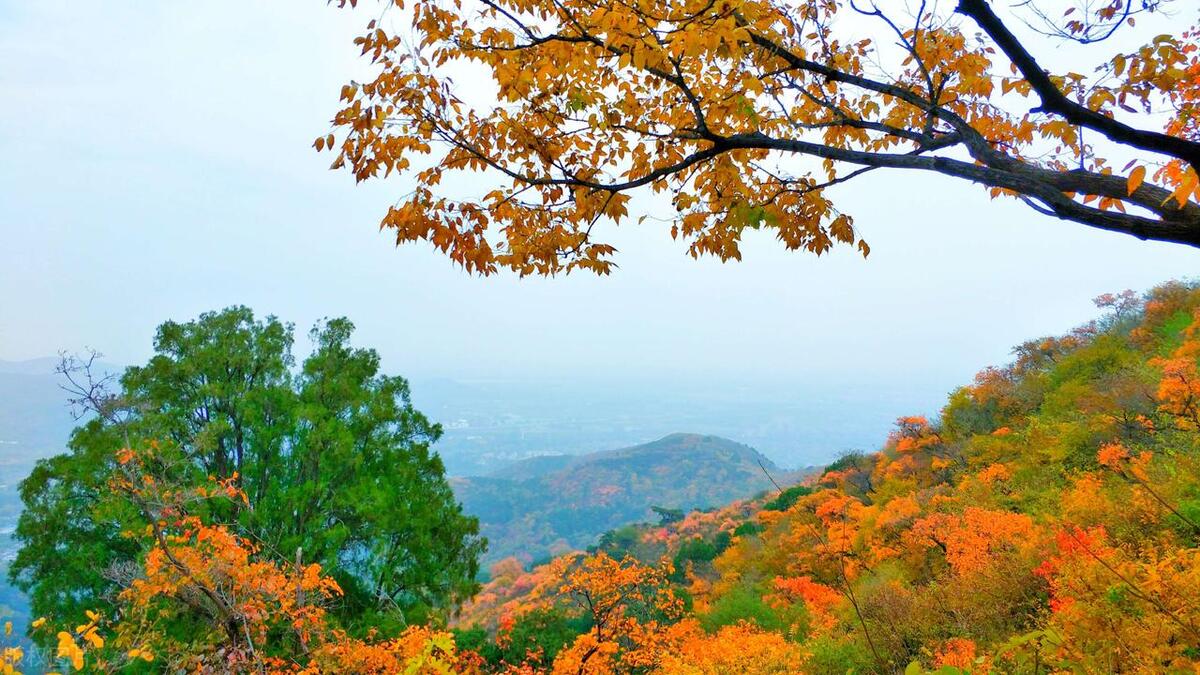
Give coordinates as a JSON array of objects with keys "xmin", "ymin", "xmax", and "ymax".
[
  {"xmin": 455, "ymin": 607, "xmax": 591, "ymax": 669},
  {"xmin": 9, "ymin": 307, "xmax": 483, "ymax": 634},
  {"xmin": 651, "ymin": 505, "xmax": 685, "ymax": 525}
]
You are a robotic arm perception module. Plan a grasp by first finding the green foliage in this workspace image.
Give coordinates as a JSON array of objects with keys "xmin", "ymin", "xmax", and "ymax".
[
  {"xmin": 590, "ymin": 524, "xmax": 643, "ymax": 558},
  {"xmin": 651, "ymin": 505, "xmax": 685, "ymax": 524},
  {"xmin": 10, "ymin": 442, "xmax": 140, "ymax": 627},
  {"xmin": 733, "ymin": 521, "xmax": 763, "ymax": 537},
  {"xmin": 1180, "ymin": 495, "xmax": 1200, "ymax": 532},
  {"xmin": 669, "ymin": 534, "xmax": 725, "ymax": 583},
  {"xmin": 450, "ymin": 626, "xmax": 490, "ymax": 656},
  {"xmin": 1159, "ymin": 309, "xmax": 1195, "ymax": 348},
  {"xmin": 1044, "ymin": 335, "xmax": 1138, "ymax": 393},
  {"xmin": 9, "ymin": 307, "xmax": 483, "ymax": 636},
  {"xmin": 497, "ymin": 607, "xmax": 591, "ymax": 666},
  {"xmin": 803, "ymin": 635, "xmax": 877, "ymax": 675},
  {"xmin": 905, "ymin": 663, "xmax": 967, "ymax": 675},
  {"xmin": 676, "ymin": 536, "xmax": 720, "ymax": 564},
  {"xmin": 762, "ymin": 484, "xmax": 813, "ymax": 512},
  {"xmin": 713, "ymin": 529, "xmax": 732, "ymax": 552},
  {"xmin": 457, "ymin": 607, "xmax": 591, "ymax": 668},
  {"xmin": 701, "ymin": 581, "xmax": 807, "ymax": 637},
  {"xmin": 822, "ymin": 451, "xmax": 866, "ymax": 475},
  {"xmin": 942, "ymin": 386, "xmax": 999, "ymax": 439}
]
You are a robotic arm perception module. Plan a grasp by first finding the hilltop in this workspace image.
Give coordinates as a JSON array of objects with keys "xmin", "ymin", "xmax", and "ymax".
[{"xmin": 453, "ymin": 433, "xmax": 806, "ymax": 564}]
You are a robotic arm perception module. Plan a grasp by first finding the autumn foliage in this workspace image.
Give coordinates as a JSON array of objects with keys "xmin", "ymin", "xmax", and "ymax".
[
  {"xmin": 448, "ymin": 281, "xmax": 1200, "ymax": 673},
  {"xmin": 324, "ymin": 0, "xmax": 1200, "ymax": 274},
  {"xmin": 11, "ymin": 283, "xmax": 1200, "ymax": 672},
  {"xmin": 9, "ymin": 445, "xmax": 471, "ymax": 674}
]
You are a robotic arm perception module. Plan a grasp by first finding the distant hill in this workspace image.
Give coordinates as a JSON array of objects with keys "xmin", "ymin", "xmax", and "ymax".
[
  {"xmin": 485, "ymin": 454, "xmax": 581, "ymax": 481},
  {"xmin": 0, "ymin": 367, "xmax": 74, "ymax": 453},
  {"xmin": 0, "ymin": 357, "xmax": 61, "ymax": 375},
  {"xmin": 0, "ymin": 359, "xmax": 91, "ymax": 647},
  {"xmin": 0, "ymin": 356, "xmax": 121, "ymax": 454},
  {"xmin": 453, "ymin": 433, "xmax": 804, "ymax": 564}
]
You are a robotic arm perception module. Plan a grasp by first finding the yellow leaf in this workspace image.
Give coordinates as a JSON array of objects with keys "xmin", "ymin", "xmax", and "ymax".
[
  {"xmin": 83, "ymin": 630, "xmax": 103, "ymax": 649},
  {"xmin": 1127, "ymin": 165, "xmax": 1146, "ymax": 195}
]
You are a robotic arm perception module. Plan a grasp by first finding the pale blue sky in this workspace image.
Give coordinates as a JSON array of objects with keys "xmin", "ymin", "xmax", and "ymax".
[{"xmin": 2, "ymin": 1, "xmax": 1197, "ymax": 395}]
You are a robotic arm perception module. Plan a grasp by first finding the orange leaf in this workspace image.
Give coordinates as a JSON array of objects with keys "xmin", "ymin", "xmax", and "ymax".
[{"xmin": 1126, "ymin": 165, "xmax": 1146, "ymax": 195}]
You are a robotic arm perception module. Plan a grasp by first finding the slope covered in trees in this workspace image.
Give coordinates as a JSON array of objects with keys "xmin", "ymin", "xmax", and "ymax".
[
  {"xmin": 444, "ymin": 281, "xmax": 1200, "ymax": 673},
  {"xmin": 7, "ymin": 281, "xmax": 1200, "ymax": 673},
  {"xmin": 455, "ymin": 433, "xmax": 805, "ymax": 564}
]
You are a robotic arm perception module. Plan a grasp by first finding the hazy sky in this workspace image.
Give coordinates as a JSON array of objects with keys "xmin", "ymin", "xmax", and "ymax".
[{"xmin": 2, "ymin": 1, "xmax": 1197, "ymax": 396}]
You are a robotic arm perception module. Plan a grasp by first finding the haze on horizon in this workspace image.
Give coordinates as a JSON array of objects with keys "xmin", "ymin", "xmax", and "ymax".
[{"xmin": 2, "ymin": 2, "xmax": 1198, "ymax": 464}]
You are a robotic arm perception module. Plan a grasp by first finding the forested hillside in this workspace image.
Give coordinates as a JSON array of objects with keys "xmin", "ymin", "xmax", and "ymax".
[
  {"xmin": 440, "ymin": 281, "xmax": 1200, "ymax": 673},
  {"xmin": 10, "ymin": 283, "xmax": 1200, "ymax": 672},
  {"xmin": 8, "ymin": 0, "xmax": 1200, "ymax": 668},
  {"xmin": 9, "ymin": 284, "xmax": 1200, "ymax": 672},
  {"xmin": 454, "ymin": 433, "xmax": 805, "ymax": 563}
]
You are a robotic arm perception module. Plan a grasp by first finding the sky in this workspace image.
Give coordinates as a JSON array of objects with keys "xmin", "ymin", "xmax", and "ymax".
[{"xmin": 2, "ymin": 2, "xmax": 1198, "ymax": 422}]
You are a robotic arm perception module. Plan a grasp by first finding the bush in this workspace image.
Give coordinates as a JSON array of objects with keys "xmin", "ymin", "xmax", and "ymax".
[
  {"xmin": 762, "ymin": 484, "xmax": 813, "ymax": 512},
  {"xmin": 701, "ymin": 582, "xmax": 807, "ymax": 637},
  {"xmin": 803, "ymin": 635, "xmax": 876, "ymax": 675},
  {"xmin": 734, "ymin": 521, "xmax": 763, "ymax": 537},
  {"xmin": 456, "ymin": 607, "xmax": 591, "ymax": 668}
]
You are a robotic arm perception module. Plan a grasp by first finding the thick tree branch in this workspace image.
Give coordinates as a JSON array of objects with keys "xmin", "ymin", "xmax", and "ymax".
[
  {"xmin": 437, "ymin": 109, "xmax": 1200, "ymax": 247},
  {"xmin": 956, "ymin": 0, "xmax": 1200, "ymax": 169},
  {"xmin": 719, "ymin": 131, "xmax": 1200, "ymax": 246}
]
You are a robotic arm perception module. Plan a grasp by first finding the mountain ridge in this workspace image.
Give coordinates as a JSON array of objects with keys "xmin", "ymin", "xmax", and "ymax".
[{"xmin": 454, "ymin": 433, "xmax": 804, "ymax": 564}]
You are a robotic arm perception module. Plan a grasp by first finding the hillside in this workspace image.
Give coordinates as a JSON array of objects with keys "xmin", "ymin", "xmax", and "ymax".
[
  {"xmin": 453, "ymin": 433, "xmax": 803, "ymax": 564},
  {"xmin": 450, "ymin": 282, "xmax": 1200, "ymax": 673}
]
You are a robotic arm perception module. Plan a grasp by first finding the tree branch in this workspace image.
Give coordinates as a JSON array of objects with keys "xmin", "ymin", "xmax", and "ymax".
[{"xmin": 956, "ymin": 0, "xmax": 1200, "ymax": 169}]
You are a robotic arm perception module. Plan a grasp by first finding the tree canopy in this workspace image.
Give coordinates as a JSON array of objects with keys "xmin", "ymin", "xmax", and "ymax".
[
  {"xmin": 324, "ymin": 0, "xmax": 1200, "ymax": 274},
  {"xmin": 9, "ymin": 307, "xmax": 483, "ymax": 637},
  {"xmin": 10, "ymin": 442, "xmax": 473, "ymax": 673}
]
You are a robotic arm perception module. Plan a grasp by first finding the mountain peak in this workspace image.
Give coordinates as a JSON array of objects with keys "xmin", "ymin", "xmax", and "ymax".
[{"xmin": 457, "ymin": 433, "xmax": 801, "ymax": 564}]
